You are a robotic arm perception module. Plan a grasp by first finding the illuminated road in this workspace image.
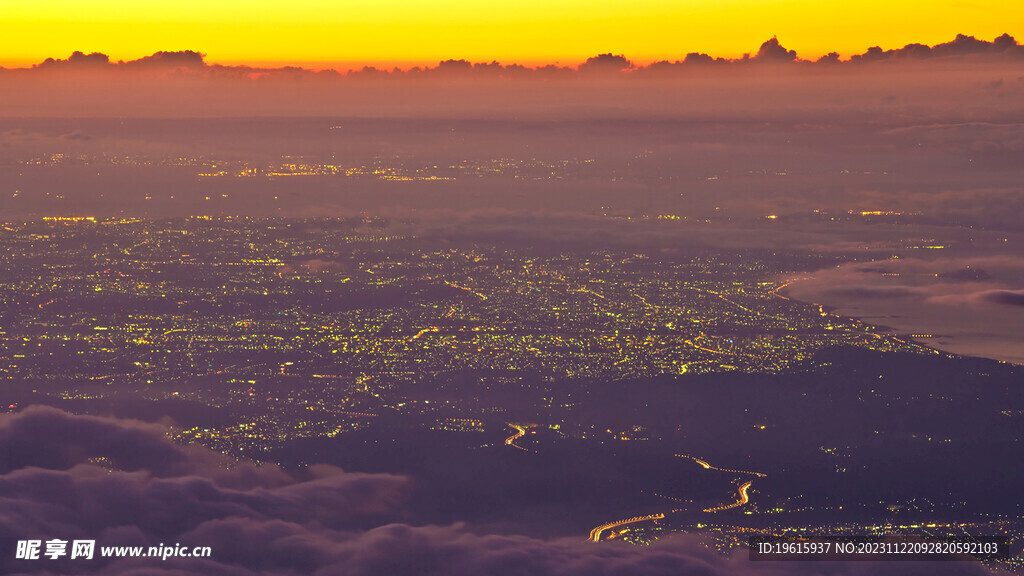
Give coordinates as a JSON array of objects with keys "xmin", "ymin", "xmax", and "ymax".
[
  {"xmin": 775, "ymin": 278, "xmax": 835, "ymax": 318},
  {"xmin": 409, "ymin": 327, "xmax": 439, "ymax": 341},
  {"xmin": 589, "ymin": 455, "xmax": 764, "ymax": 542},
  {"xmin": 504, "ymin": 423, "xmax": 530, "ymax": 451},
  {"xmin": 575, "ymin": 287, "xmax": 606, "ymax": 300},
  {"xmin": 678, "ymin": 455, "xmax": 766, "ymax": 478},
  {"xmin": 444, "ymin": 281, "xmax": 487, "ymax": 300},
  {"xmin": 588, "ymin": 513, "xmax": 665, "ymax": 542},
  {"xmin": 503, "ymin": 422, "xmax": 664, "ymax": 543},
  {"xmin": 704, "ymin": 481, "xmax": 753, "ymax": 513},
  {"xmin": 772, "ymin": 282, "xmax": 792, "ymax": 300},
  {"xmin": 683, "ymin": 286, "xmax": 783, "ymax": 320},
  {"xmin": 676, "ymin": 454, "xmax": 765, "ymax": 513}
]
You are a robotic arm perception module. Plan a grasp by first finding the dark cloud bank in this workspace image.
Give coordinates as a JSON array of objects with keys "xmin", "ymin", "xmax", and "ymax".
[
  {"xmin": 3, "ymin": 34, "xmax": 1024, "ymax": 118},
  {"xmin": 16, "ymin": 33, "xmax": 1024, "ymax": 75},
  {"xmin": 0, "ymin": 407, "xmax": 995, "ymax": 575}
]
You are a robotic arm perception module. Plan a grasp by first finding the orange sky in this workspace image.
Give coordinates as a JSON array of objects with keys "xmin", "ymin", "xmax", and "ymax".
[{"xmin": 0, "ymin": 0, "xmax": 1019, "ymax": 68}]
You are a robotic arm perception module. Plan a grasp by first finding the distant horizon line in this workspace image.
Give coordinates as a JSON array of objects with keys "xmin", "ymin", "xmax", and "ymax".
[{"xmin": 3, "ymin": 33, "xmax": 1022, "ymax": 73}]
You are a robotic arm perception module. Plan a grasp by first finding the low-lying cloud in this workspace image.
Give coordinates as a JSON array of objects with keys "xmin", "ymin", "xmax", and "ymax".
[
  {"xmin": 0, "ymin": 407, "xmax": 998, "ymax": 575},
  {"xmin": 785, "ymin": 255, "xmax": 1024, "ymax": 364}
]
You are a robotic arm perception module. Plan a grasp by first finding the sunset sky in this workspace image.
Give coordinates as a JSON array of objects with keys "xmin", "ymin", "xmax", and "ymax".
[
  {"xmin": 4, "ymin": 3, "xmax": 1024, "ymax": 576},
  {"xmin": 1, "ymin": 0, "xmax": 1020, "ymax": 68}
]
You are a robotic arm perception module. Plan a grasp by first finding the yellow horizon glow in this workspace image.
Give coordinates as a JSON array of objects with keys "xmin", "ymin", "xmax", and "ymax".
[{"xmin": 0, "ymin": 0, "xmax": 1019, "ymax": 69}]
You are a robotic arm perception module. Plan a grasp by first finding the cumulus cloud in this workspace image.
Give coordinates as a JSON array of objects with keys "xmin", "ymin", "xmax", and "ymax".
[
  {"xmin": 36, "ymin": 51, "xmax": 111, "ymax": 69},
  {"xmin": 850, "ymin": 33, "xmax": 1024, "ymax": 62},
  {"xmin": 0, "ymin": 407, "xmax": 409, "ymax": 574},
  {"xmin": 123, "ymin": 51, "xmax": 207, "ymax": 70},
  {"xmin": 754, "ymin": 37, "xmax": 797, "ymax": 61},
  {"xmin": 578, "ymin": 53, "xmax": 634, "ymax": 74},
  {"xmin": 0, "ymin": 405, "xmax": 192, "ymax": 475}
]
